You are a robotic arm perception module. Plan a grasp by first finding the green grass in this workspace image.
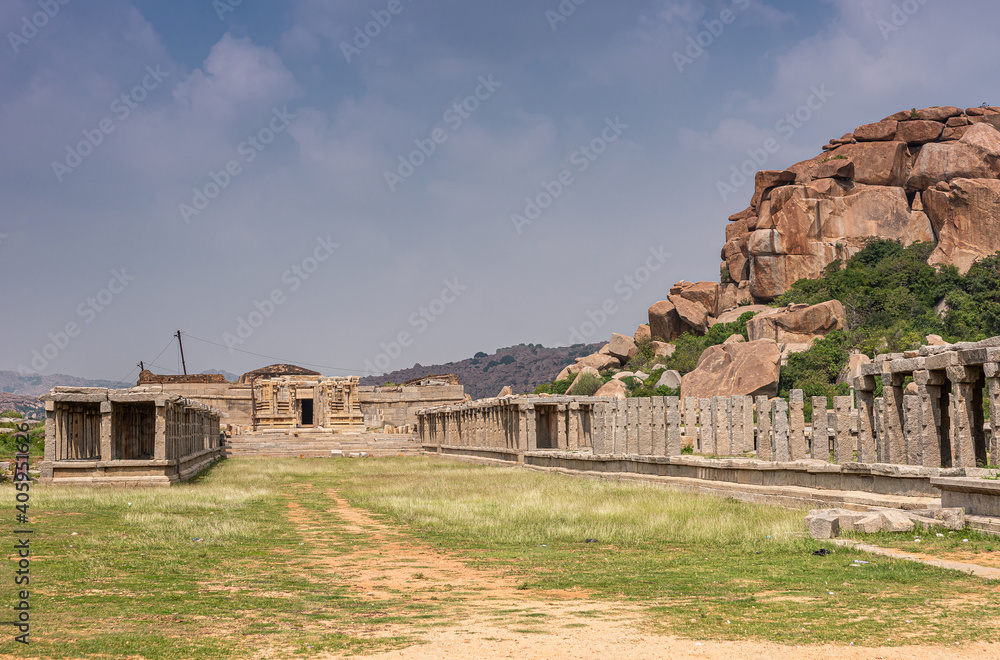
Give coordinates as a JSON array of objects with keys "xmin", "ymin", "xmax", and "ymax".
[
  {"xmin": 844, "ymin": 525, "xmax": 1000, "ymax": 557},
  {"xmin": 4, "ymin": 456, "xmax": 1000, "ymax": 658}
]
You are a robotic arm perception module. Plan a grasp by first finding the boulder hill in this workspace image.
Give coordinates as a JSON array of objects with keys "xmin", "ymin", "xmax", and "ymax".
[{"xmin": 724, "ymin": 104, "xmax": 1000, "ymax": 301}]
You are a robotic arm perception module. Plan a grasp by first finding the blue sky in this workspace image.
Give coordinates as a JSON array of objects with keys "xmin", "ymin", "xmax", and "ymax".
[{"xmin": 2, "ymin": 0, "xmax": 998, "ymax": 382}]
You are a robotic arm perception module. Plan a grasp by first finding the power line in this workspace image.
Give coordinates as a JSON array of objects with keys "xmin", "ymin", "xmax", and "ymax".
[
  {"xmin": 114, "ymin": 336, "xmax": 178, "ymax": 387},
  {"xmin": 179, "ymin": 332, "xmax": 380, "ymax": 375}
]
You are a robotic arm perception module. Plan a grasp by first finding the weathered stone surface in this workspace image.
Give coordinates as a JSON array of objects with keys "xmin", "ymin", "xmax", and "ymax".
[
  {"xmin": 669, "ymin": 295, "xmax": 710, "ymax": 335},
  {"xmin": 565, "ymin": 366, "xmax": 600, "ymax": 395},
  {"xmin": 633, "ymin": 324, "xmax": 651, "ymax": 344},
  {"xmin": 497, "ymin": 386, "xmax": 513, "ymax": 397},
  {"xmin": 714, "ymin": 304, "xmax": 771, "ymax": 325},
  {"xmin": 907, "ymin": 124, "xmax": 1000, "ymax": 190},
  {"xmin": 674, "ymin": 281, "xmax": 722, "ymax": 316},
  {"xmin": 808, "ymin": 514, "xmax": 840, "ymax": 539},
  {"xmin": 914, "ymin": 106, "xmax": 963, "ymax": 122},
  {"xmin": 841, "ymin": 353, "xmax": 871, "ymax": 384},
  {"xmin": 651, "ymin": 341, "xmax": 675, "ymax": 358},
  {"xmin": 723, "ymin": 334, "xmax": 745, "ymax": 344},
  {"xmin": 773, "ymin": 398, "xmax": 790, "ymax": 461},
  {"xmin": 607, "ymin": 333, "xmax": 638, "ymax": 364},
  {"xmin": 648, "ymin": 300, "xmax": 683, "ymax": 342},
  {"xmin": 752, "ymin": 170, "xmax": 797, "ymax": 209},
  {"xmin": 594, "ymin": 379, "xmax": 627, "ymax": 400},
  {"xmin": 556, "ymin": 363, "xmax": 581, "ymax": 381},
  {"xmin": 811, "ymin": 396, "xmax": 828, "ymax": 460},
  {"xmin": 813, "ymin": 158, "xmax": 855, "ymax": 180},
  {"xmin": 747, "ymin": 300, "xmax": 845, "ymax": 344},
  {"xmin": 680, "ymin": 339, "xmax": 781, "ymax": 400},
  {"xmin": 790, "ymin": 141, "xmax": 909, "ymax": 187},
  {"xmin": 655, "ymin": 370, "xmax": 682, "ymax": 390},
  {"xmin": 575, "ymin": 353, "xmax": 621, "ymax": 371},
  {"xmin": 789, "ymin": 389, "xmax": 807, "ymax": 460},
  {"xmin": 926, "ymin": 178, "xmax": 1000, "ymax": 273},
  {"xmin": 748, "ymin": 183, "xmax": 915, "ymax": 299},
  {"xmin": 854, "ymin": 119, "xmax": 897, "ymax": 141},
  {"xmin": 895, "ymin": 119, "xmax": 944, "ymax": 145}
]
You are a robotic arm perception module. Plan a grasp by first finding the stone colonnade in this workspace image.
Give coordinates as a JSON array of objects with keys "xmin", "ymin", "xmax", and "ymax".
[
  {"xmin": 854, "ymin": 340, "xmax": 1000, "ymax": 468},
  {"xmin": 417, "ymin": 396, "xmax": 597, "ymax": 454},
  {"xmin": 40, "ymin": 387, "xmax": 222, "ymax": 484},
  {"xmin": 419, "ymin": 392, "xmax": 861, "ymax": 463}
]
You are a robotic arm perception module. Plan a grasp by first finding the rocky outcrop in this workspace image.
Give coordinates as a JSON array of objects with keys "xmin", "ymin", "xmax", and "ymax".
[
  {"xmin": 575, "ymin": 353, "xmax": 620, "ymax": 371},
  {"xmin": 607, "ymin": 333, "xmax": 638, "ymax": 364},
  {"xmin": 594, "ymin": 378, "xmax": 627, "ymax": 399},
  {"xmin": 633, "ymin": 324, "xmax": 651, "ymax": 344},
  {"xmin": 746, "ymin": 300, "xmax": 845, "ymax": 344},
  {"xmin": 721, "ymin": 106, "xmax": 1000, "ymax": 299},
  {"xmin": 680, "ymin": 339, "xmax": 781, "ymax": 400}
]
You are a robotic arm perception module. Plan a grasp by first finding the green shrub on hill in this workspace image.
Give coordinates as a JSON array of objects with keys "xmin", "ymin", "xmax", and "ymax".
[{"xmin": 774, "ymin": 239, "xmax": 1000, "ymax": 397}]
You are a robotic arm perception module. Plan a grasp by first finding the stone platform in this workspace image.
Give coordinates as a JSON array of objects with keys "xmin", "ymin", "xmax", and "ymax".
[{"xmin": 227, "ymin": 431, "xmax": 421, "ymax": 457}]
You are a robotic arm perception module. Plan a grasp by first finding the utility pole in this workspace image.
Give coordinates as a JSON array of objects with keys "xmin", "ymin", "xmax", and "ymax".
[{"xmin": 176, "ymin": 331, "xmax": 188, "ymax": 375}]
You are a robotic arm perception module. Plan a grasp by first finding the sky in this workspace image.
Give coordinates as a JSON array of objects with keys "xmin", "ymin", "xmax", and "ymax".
[{"xmin": 1, "ymin": 0, "xmax": 998, "ymax": 383}]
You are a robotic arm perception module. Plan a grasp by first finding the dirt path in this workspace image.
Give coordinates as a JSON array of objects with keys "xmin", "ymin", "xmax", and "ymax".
[{"xmin": 285, "ymin": 487, "xmax": 1000, "ymax": 660}]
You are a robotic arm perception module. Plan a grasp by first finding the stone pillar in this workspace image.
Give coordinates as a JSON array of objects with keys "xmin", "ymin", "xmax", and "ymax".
[
  {"xmin": 948, "ymin": 365, "xmax": 981, "ymax": 468},
  {"xmin": 730, "ymin": 396, "xmax": 744, "ymax": 455},
  {"xmin": 665, "ymin": 397, "xmax": 681, "ymax": 457},
  {"xmin": 755, "ymin": 396, "xmax": 771, "ymax": 460},
  {"xmin": 699, "ymin": 398, "xmax": 714, "ymax": 455},
  {"xmin": 43, "ymin": 401, "xmax": 56, "ymax": 463},
  {"xmin": 881, "ymin": 372, "xmax": 907, "ymax": 464},
  {"xmin": 651, "ymin": 398, "xmax": 666, "ymax": 456},
  {"xmin": 569, "ymin": 403, "xmax": 582, "ymax": 450},
  {"xmin": 985, "ymin": 365, "xmax": 1000, "ymax": 467},
  {"xmin": 154, "ymin": 403, "xmax": 167, "ymax": 461},
  {"xmin": 811, "ymin": 396, "xmax": 828, "ymax": 461},
  {"xmin": 99, "ymin": 400, "xmax": 112, "ymax": 461},
  {"xmin": 525, "ymin": 407, "xmax": 537, "ymax": 451},
  {"xmin": 517, "ymin": 406, "xmax": 528, "ymax": 452},
  {"xmin": 773, "ymin": 398, "xmax": 790, "ymax": 461},
  {"xmin": 903, "ymin": 394, "xmax": 923, "ymax": 466},
  {"xmin": 854, "ymin": 387, "xmax": 877, "ymax": 464},
  {"xmin": 742, "ymin": 396, "xmax": 754, "ymax": 455},
  {"xmin": 623, "ymin": 399, "xmax": 637, "ymax": 456},
  {"xmin": 712, "ymin": 397, "xmax": 730, "ymax": 456},
  {"xmin": 612, "ymin": 399, "xmax": 628, "ymax": 456},
  {"xmin": 682, "ymin": 397, "xmax": 697, "ymax": 450},
  {"xmin": 833, "ymin": 396, "xmax": 854, "ymax": 464},
  {"xmin": 591, "ymin": 403, "xmax": 606, "ymax": 454},
  {"xmin": 788, "ymin": 390, "xmax": 807, "ymax": 460},
  {"xmin": 637, "ymin": 398, "xmax": 652, "ymax": 456}
]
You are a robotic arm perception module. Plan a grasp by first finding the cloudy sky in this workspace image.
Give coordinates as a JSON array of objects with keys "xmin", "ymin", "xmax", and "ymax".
[{"xmin": 2, "ymin": 0, "xmax": 997, "ymax": 382}]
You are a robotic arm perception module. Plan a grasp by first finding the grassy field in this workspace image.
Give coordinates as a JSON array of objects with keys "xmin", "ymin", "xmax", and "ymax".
[{"xmin": 3, "ymin": 456, "xmax": 1000, "ymax": 658}]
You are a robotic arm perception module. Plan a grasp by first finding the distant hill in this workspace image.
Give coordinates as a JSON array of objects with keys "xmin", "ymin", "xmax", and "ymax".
[
  {"xmin": 201, "ymin": 369, "xmax": 239, "ymax": 382},
  {"xmin": 0, "ymin": 393, "xmax": 44, "ymax": 418},
  {"xmin": 0, "ymin": 371, "xmax": 124, "ymax": 398},
  {"xmin": 359, "ymin": 343, "xmax": 603, "ymax": 400}
]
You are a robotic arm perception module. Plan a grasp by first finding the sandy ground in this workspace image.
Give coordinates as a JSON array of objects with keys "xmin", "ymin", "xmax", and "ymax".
[{"xmin": 283, "ymin": 487, "xmax": 1000, "ymax": 660}]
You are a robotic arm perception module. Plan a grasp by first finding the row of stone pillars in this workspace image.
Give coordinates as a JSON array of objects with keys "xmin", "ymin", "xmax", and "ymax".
[
  {"xmin": 855, "ymin": 343, "xmax": 1000, "ymax": 468},
  {"xmin": 417, "ymin": 397, "xmax": 596, "ymax": 453}
]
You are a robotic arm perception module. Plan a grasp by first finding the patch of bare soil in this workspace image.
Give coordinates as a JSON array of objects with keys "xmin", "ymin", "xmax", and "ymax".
[{"xmin": 287, "ymin": 486, "xmax": 1000, "ymax": 660}]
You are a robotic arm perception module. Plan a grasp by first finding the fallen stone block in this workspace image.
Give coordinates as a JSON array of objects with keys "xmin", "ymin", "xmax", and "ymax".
[{"xmin": 809, "ymin": 514, "xmax": 840, "ymax": 540}]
